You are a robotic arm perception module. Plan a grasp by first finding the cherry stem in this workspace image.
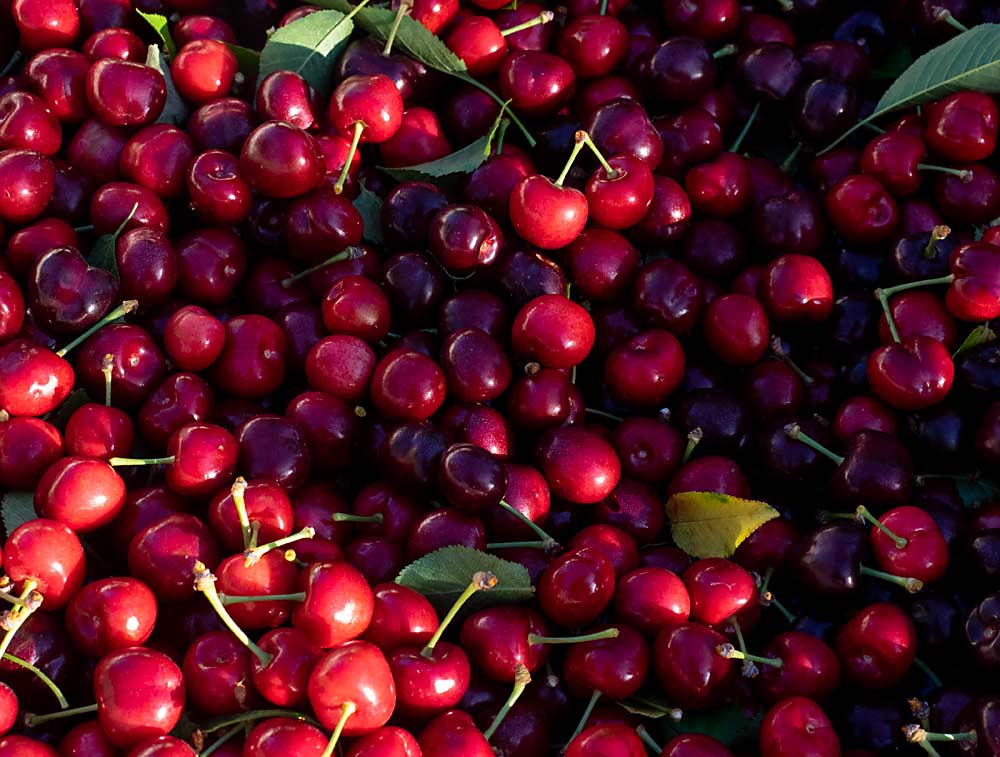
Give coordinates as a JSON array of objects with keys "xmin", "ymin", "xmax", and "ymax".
[
  {"xmin": 249, "ymin": 520, "xmax": 261, "ymax": 550},
  {"xmin": 3, "ymin": 652, "xmax": 68, "ymax": 709},
  {"xmin": 923, "ymin": 225, "xmax": 950, "ymax": 259},
  {"xmin": 636, "ymin": 725, "xmax": 663, "ymax": 753},
  {"xmin": 101, "ymin": 353, "xmax": 114, "ymax": 406},
  {"xmin": 913, "ymin": 656, "xmax": 943, "ymax": 688},
  {"xmin": 497, "ymin": 499, "xmax": 558, "ymax": 546},
  {"xmin": 527, "ymin": 628, "xmax": 619, "ymax": 646},
  {"xmin": 862, "ymin": 121, "xmax": 887, "ymax": 134},
  {"xmin": 244, "ymin": 527, "xmax": 316, "ymax": 567},
  {"xmin": 500, "ymin": 10, "xmax": 553, "ymax": 36},
  {"xmin": 194, "ymin": 561, "xmax": 273, "ymax": 666},
  {"xmin": 683, "ymin": 428, "xmax": 703, "ymax": 464},
  {"xmin": 334, "ymin": 121, "xmax": 365, "ymax": 195},
  {"xmin": 320, "ymin": 701, "xmax": 356, "ymax": 757},
  {"xmin": 905, "ymin": 724, "xmax": 977, "ymax": 745},
  {"xmin": 780, "ymin": 142, "xmax": 803, "ymax": 173},
  {"xmin": 775, "ymin": 0, "xmax": 793, "ymax": 10},
  {"xmin": 0, "ymin": 51, "xmax": 22, "ymax": 79},
  {"xmin": 577, "ymin": 131, "xmax": 620, "ymax": 179},
  {"xmin": 729, "ymin": 101, "xmax": 760, "ymax": 153},
  {"xmin": 878, "ymin": 274, "xmax": 956, "ymax": 300},
  {"xmin": 716, "ymin": 643, "xmax": 783, "ymax": 668},
  {"xmin": 934, "ymin": 8, "xmax": 969, "ymax": 33},
  {"xmin": 459, "ymin": 76, "xmax": 536, "ymax": 147},
  {"xmin": 855, "ymin": 505, "xmax": 907, "ymax": 549},
  {"xmin": 330, "ymin": 512, "xmax": 383, "ymax": 524},
  {"xmin": 859, "ymin": 564, "xmax": 923, "ymax": 594},
  {"xmin": 281, "ymin": 248, "xmax": 356, "ymax": 286},
  {"xmin": 918, "ymin": 163, "xmax": 972, "ymax": 182},
  {"xmin": 199, "ymin": 709, "xmax": 314, "ymax": 734},
  {"xmin": 599, "ymin": 0, "xmax": 608, "ymax": 15},
  {"xmin": 382, "ymin": 0, "xmax": 412, "ymax": 56},
  {"xmin": 761, "ymin": 590, "xmax": 797, "ymax": 623},
  {"xmin": 770, "ymin": 336, "xmax": 814, "ymax": 384},
  {"xmin": 555, "ymin": 131, "xmax": 589, "ymax": 187},
  {"xmin": 421, "ymin": 571, "xmax": 497, "ymax": 658},
  {"xmin": 783, "ymin": 423, "xmax": 845, "ymax": 465},
  {"xmin": 73, "ymin": 224, "xmax": 94, "ymax": 234},
  {"xmin": 713, "ymin": 43, "xmax": 737, "ymax": 59},
  {"xmin": 229, "ymin": 477, "xmax": 253, "ymax": 550},
  {"xmin": 200, "ymin": 724, "xmax": 244, "ymax": 757},
  {"xmin": 219, "ymin": 592, "xmax": 307, "ymax": 605},
  {"xmin": 487, "ymin": 540, "xmax": 551, "ymax": 550},
  {"xmin": 23, "ymin": 703, "xmax": 97, "ymax": 728},
  {"xmin": 566, "ymin": 690, "xmax": 602, "ymax": 746},
  {"xmin": 0, "ymin": 579, "xmax": 41, "ymax": 662},
  {"xmin": 730, "ymin": 617, "xmax": 748, "ymax": 655},
  {"xmin": 484, "ymin": 664, "xmax": 531, "ymax": 741},
  {"xmin": 584, "ymin": 407, "xmax": 624, "ymax": 423},
  {"xmin": 108, "ymin": 455, "xmax": 175, "ymax": 467},
  {"xmin": 56, "ymin": 300, "xmax": 138, "ymax": 358}
]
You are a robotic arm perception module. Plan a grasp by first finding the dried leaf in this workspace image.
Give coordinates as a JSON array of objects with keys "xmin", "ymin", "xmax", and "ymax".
[{"xmin": 667, "ymin": 492, "xmax": 779, "ymax": 558}]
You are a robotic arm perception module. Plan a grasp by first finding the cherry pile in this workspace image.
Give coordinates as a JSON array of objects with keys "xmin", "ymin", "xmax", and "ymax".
[{"xmin": 0, "ymin": 0, "xmax": 999, "ymax": 755}]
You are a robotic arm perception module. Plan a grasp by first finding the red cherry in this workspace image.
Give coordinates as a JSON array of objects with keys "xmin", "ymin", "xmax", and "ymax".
[
  {"xmin": 127, "ymin": 514, "xmax": 219, "ymax": 602},
  {"xmin": 869, "ymin": 505, "xmax": 949, "ymax": 584},
  {"xmin": 94, "ymin": 647, "xmax": 185, "ymax": 748},
  {"xmin": 702, "ymin": 293, "xmax": 770, "ymax": 366},
  {"xmin": 924, "ymin": 91, "xmax": 998, "ymax": 163},
  {"xmin": 512, "ymin": 294, "xmax": 595, "ymax": 369},
  {"xmin": 3, "ymin": 517, "xmax": 85, "ymax": 610},
  {"xmin": 370, "ymin": 349, "xmax": 446, "ymax": 422},
  {"xmin": 182, "ymin": 630, "xmax": 259, "ymax": 716},
  {"xmin": 239, "ymin": 121, "xmax": 325, "ymax": 199},
  {"xmin": 866, "ymin": 335, "xmax": 954, "ymax": 411},
  {"xmin": 759, "ymin": 697, "xmax": 840, "ymax": 757},
  {"xmin": 758, "ymin": 254, "xmax": 834, "ymax": 323},
  {"xmin": 612, "ymin": 566, "xmax": 690, "ymax": 635},
  {"xmin": 536, "ymin": 426, "xmax": 621, "ymax": 504},
  {"xmin": 825, "ymin": 174, "xmax": 898, "ymax": 245},
  {"xmin": 308, "ymin": 640, "xmax": 396, "ymax": 737},
  {"xmin": 538, "ymin": 546, "xmax": 616, "ymax": 626},
  {"xmin": 947, "ymin": 241, "xmax": 1000, "ymax": 321},
  {"xmin": 565, "ymin": 723, "xmax": 646, "ymax": 756},
  {"xmin": 346, "ymin": 726, "xmax": 422, "ymax": 757},
  {"xmin": 834, "ymin": 602, "xmax": 916, "ymax": 688},
  {"xmin": 171, "ymin": 40, "xmax": 237, "ymax": 104},
  {"xmin": 0, "ymin": 149, "xmax": 54, "ymax": 224},
  {"xmin": 757, "ymin": 631, "xmax": 841, "ymax": 704},
  {"xmin": 292, "ymin": 561, "xmax": 374, "ymax": 648},
  {"xmin": 243, "ymin": 718, "xmax": 327, "ymax": 757},
  {"xmin": 418, "ymin": 710, "xmax": 491, "ymax": 756},
  {"xmin": 653, "ymin": 621, "xmax": 733, "ymax": 710}
]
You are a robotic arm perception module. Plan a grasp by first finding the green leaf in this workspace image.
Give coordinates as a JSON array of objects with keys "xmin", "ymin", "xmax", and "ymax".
[
  {"xmin": 353, "ymin": 185, "xmax": 384, "ymax": 245},
  {"xmin": 619, "ymin": 696, "xmax": 680, "ymax": 719},
  {"xmin": 1, "ymin": 491, "xmax": 37, "ymax": 540},
  {"xmin": 137, "ymin": 11, "xmax": 176, "ymax": 57},
  {"xmin": 145, "ymin": 44, "xmax": 189, "ymax": 126},
  {"xmin": 667, "ymin": 703, "xmax": 763, "ymax": 747},
  {"xmin": 396, "ymin": 545, "xmax": 534, "ymax": 614},
  {"xmin": 954, "ymin": 323, "xmax": 997, "ymax": 357},
  {"xmin": 958, "ymin": 477, "xmax": 1000, "ymax": 508},
  {"xmin": 313, "ymin": 0, "xmax": 466, "ymax": 74},
  {"xmin": 667, "ymin": 492, "xmax": 779, "ymax": 558},
  {"xmin": 87, "ymin": 202, "xmax": 139, "ymax": 276},
  {"xmin": 869, "ymin": 44, "xmax": 915, "ymax": 79},
  {"xmin": 226, "ymin": 43, "xmax": 261, "ymax": 85},
  {"xmin": 824, "ymin": 24, "xmax": 1000, "ymax": 152},
  {"xmin": 257, "ymin": 10, "xmax": 353, "ymax": 97},
  {"xmin": 379, "ymin": 113, "xmax": 508, "ymax": 182}
]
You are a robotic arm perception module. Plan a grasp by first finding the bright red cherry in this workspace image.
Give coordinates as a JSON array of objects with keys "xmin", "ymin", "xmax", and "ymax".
[
  {"xmin": 94, "ymin": 647, "xmax": 185, "ymax": 748},
  {"xmin": 834, "ymin": 602, "xmax": 916, "ymax": 689},
  {"xmin": 759, "ymin": 697, "xmax": 840, "ymax": 757}
]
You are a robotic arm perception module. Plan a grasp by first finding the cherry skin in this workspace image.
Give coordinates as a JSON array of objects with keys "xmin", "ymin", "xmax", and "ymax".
[
  {"xmin": 216, "ymin": 550, "xmax": 298, "ymax": 630},
  {"xmin": 682, "ymin": 558, "xmax": 757, "ymax": 627},
  {"xmin": 498, "ymin": 50, "xmax": 576, "ymax": 118},
  {"xmin": 3, "ymin": 517, "xmax": 85, "ymax": 610},
  {"xmin": 208, "ymin": 479, "xmax": 292, "ymax": 552},
  {"xmin": 536, "ymin": 426, "xmax": 621, "ymax": 504},
  {"xmin": 58, "ymin": 720, "xmax": 118, "ymax": 757},
  {"xmin": 757, "ymin": 632, "xmax": 841, "ymax": 704},
  {"xmin": 390, "ymin": 639, "xmax": 472, "ymax": 720},
  {"xmin": 0, "ymin": 149, "xmax": 55, "ymax": 224},
  {"xmin": 94, "ymin": 646, "xmax": 185, "ymax": 748},
  {"xmin": 0, "ymin": 736, "xmax": 58, "ymax": 756},
  {"xmin": 566, "ymin": 723, "xmax": 646, "ymax": 756},
  {"xmin": 0, "ymin": 685, "xmax": 15, "ymax": 737},
  {"xmin": 0, "ymin": 416, "xmax": 63, "ymax": 491},
  {"xmin": 12, "ymin": 0, "xmax": 80, "ymax": 52},
  {"xmin": 363, "ymin": 583, "xmax": 438, "ymax": 653},
  {"xmin": 947, "ymin": 241, "xmax": 1000, "ymax": 322},
  {"xmin": 292, "ymin": 561, "xmax": 374, "ymax": 649},
  {"xmin": 163, "ymin": 305, "xmax": 225, "ymax": 372},
  {"xmin": 346, "ymin": 726, "xmax": 422, "ymax": 757},
  {"xmin": 86, "ymin": 59, "xmax": 167, "ymax": 127},
  {"xmin": 869, "ymin": 505, "xmax": 949, "ymax": 583},
  {"xmin": 510, "ymin": 173, "xmax": 589, "ymax": 250},
  {"xmin": 685, "ymin": 152, "xmax": 751, "ymax": 219},
  {"xmin": 182, "ymin": 630, "xmax": 258, "ymax": 716},
  {"xmin": 834, "ymin": 602, "xmax": 917, "ymax": 688},
  {"xmin": 34, "ymin": 456, "xmax": 126, "ymax": 532},
  {"xmin": 243, "ymin": 718, "xmax": 326, "ymax": 757},
  {"xmin": 612, "ymin": 566, "xmax": 690, "ymax": 635},
  {"xmin": 758, "ymin": 254, "xmax": 834, "ymax": 323},
  {"xmin": 251, "ymin": 628, "xmax": 321, "ymax": 708},
  {"xmin": 512, "ymin": 294, "xmax": 595, "ymax": 369},
  {"xmin": 459, "ymin": 605, "xmax": 549, "ymax": 682},
  {"xmin": 127, "ymin": 513, "xmax": 220, "ymax": 602},
  {"xmin": 867, "ymin": 335, "xmax": 954, "ymax": 411},
  {"xmin": 239, "ymin": 120, "xmax": 325, "ymax": 199},
  {"xmin": 759, "ymin": 697, "xmax": 840, "ymax": 757},
  {"xmin": 924, "ymin": 91, "xmax": 998, "ymax": 163},
  {"xmin": 328, "ymin": 73, "xmax": 405, "ymax": 145},
  {"xmin": 825, "ymin": 174, "xmax": 898, "ymax": 245},
  {"xmin": 208, "ymin": 314, "xmax": 287, "ymax": 400},
  {"xmin": 654, "ymin": 622, "xmax": 733, "ymax": 710},
  {"xmin": 538, "ymin": 546, "xmax": 616, "ymax": 627},
  {"xmin": 308, "ymin": 640, "xmax": 396, "ymax": 736},
  {"xmin": 370, "ymin": 349, "xmax": 446, "ymax": 422},
  {"xmin": 702, "ymin": 293, "xmax": 769, "ymax": 366},
  {"xmin": 428, "ymin": 204, "xmax": 503, "ymax": 275},
  {"xmin": 171, "ymin": 39, "xmax": 237, "ymax": 104},
  {"xmin": 585, "ymin": 154, "xmax": 654, "ymax": 230}
]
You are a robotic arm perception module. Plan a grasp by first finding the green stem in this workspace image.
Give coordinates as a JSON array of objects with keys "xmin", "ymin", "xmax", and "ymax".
[
  {"xmin": 780, "ymin": 143, "xmax": 803, "ymax": 173},
  {"xmin": 599, "ymin": 0, "xmax": 608, "ymax": 15},
  {"xmin": 879, "ymin": 274, "xmax": 956, "ymax": 299},
  {"xmin": 729, "ymin": 101, "xmax": 760, "ymax": 153},
  {"xmin": 244, "ymin": 527, "xmax": 315, "ymax": 567},
  {"xmin": 73, "ymin": 224, "xmax": 95, "ymax": 234},
  {"xmin": 219, "ymin": 592, "xmax": 307, "ymax": 605},
  {"xmin": 783, "ymin": 423, "xmax": 845, "ymax": 465},
  {"xmin": 918, "ymin": 163, "xmax": 972, "ymax": 182},
  {"xmin": 584, "ymin": 407, "xmax": 624, "ymax": 423},
  {"xmin": 0, "ymin": 580, "xmax": 40, "ymax": 662},
  {"xmin": 23, "ymin": 703, "xmax": 98, "ymax": 727},
  {"xmin": 924, "ymin": 225, "xmax": 950, "ymax": 259},
  {"xmin": 108, "ymin": 455, "xmax": 175, "ymax": 467},
  {"xmin": 555, "ymin": 132, "xmax": 588, "ymax": 187},
  {"xmin": 382, "ymin": 0, "xmax": 412, "ymax": 56},
  {"xmin": 860, "ymin": 564, "xmax": 923, "ymax": 594},
  {"xmin": 194, "ymin": 562, "xmax": 273, "ymax": 666},
  {"xmin": 527, "ymin": 628, "xmax": 619, "ymax": 645},
  {"xmin": 578, "ymin": 132, "xmax": 619, "ymax": 178},
  {"xmin": 334, "ymin": 121, "xmax": 365, "ymax": 195},
  {"xmin": 421, "ymin": 572, "xmax": 497, "ymax": 658},
  {"xmin": 487, "ymin": 540, "xmax": 550, "ymax": 550},
  {"xmin": 281, "ymin": 249, "xmax": 355, "ymax": 286},
  {"xmin": 0, "ymin": 51, "xmax": 23, "ymax": 79},
  {"xmin": 56, "ymin": 300, "xmax": 138, "ymax": 358},
  {"xmin": 229, "ymin": 478, "xmax": 253, "ymax": 551},
  {"xmin": 3, "ymin": 653, "xmax": 68, "ymax": 709},
  {"xmin": 716, "ymin": 644, "xmax": 783, "ymax": 668},
  {"xmin": 458, "ymin": 75, "xmax": 536, "ymax": 147},
  {"xmin": 877, "ymin": 289, "xmax": 901, "ymax": 344},
  {"xmin": 683, "ymin": 428, "xmax": 702, "ymax": 464},
  {"xmin": 320, "ymin": 702, "xmax": 356, "ymax": 757},
  {"xmin": 199, "ymin": 709, "xmax": 314, "ymax": 734},
  {"xmin": 924, "ymin": 730, "xmax": 976, "ymax": 743},
  {"xmin": 855, "ymin": 506, "xmax": 907, "ymax": 549},
  {"xmin": 913, "ymin": 657, "xmax": 943, "ymax": 688},
  {"xmin": 200, "ymin": 724, "xmax": 245, "ymax": 757},
  {"xmin": 766, "ymin": 593, "xmax": 797, "ymax": 623},
  {"xmin": 770, "ymin": 337, "xmax": 814, "ymax": 384},
  {"xmin": 730, "ymin": 617, "xmax": 748, "ymax": 655},
  {"xmin": 330, "ymin": 512, "xmax": 383, "ymax": 524},
  {"xmin": 500, "ymin": 10, "xmax": 553, "ymax": 36},
  {"xmin": 713, "ymin": 43, "xmax": 737, "ymax": 59},
  {"xmin": 566, "ymin": 690, "xmax": 602, "ymax": 746},
  {"xmin": 497, "ymin": 500, "xmax": 557, "ymax": 546},
  {"xmin": 935, "ymin": 8, "xmax": 969, "ymax": 32},
  {"xmin": 101, "ymin": 353, "xmax": 114, "ymax": 407},
  {"xmin": 636, "ymin": 725, "xmax": 662, "ymax": 753},
  {"xmin": 484, "ymin": 664, "xmax": 531, "ymax": 741}
]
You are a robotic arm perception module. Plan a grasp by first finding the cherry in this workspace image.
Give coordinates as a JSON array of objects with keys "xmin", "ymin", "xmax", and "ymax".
[
  {"xmin": 760, "ymin": 697, "xmax": 840, "ymax": 757},
  {"xmin": 3, "ymin": 517, "xmax": 84, "ymax": 610},
  {"xmin": 308, "ymin": 640, "xmax": 396, "ymax": 744},
  {"xmin": 835, "ymin": 602, "xmax": 917, "ymax": 688},
  {"xmin": 934, "ymin": 163, "xmax": 1000, "ymax": 225},
  {"xmin": 126, "ymin": 736, "xmax": 197, "ymax": 756},
  {"xmin": 171, "ymin": 39, "xmax": 237, "ymax": 105},
  {"xmin": 868, "ymin": 505, "xmax": 949, "ymax": 584},
  {"xmin": 370, "ymin": 349, "xmax": 446, "ymax": 422},
  {"xmin": 654, "ymin": 621, "xmax": 733, "ymax": 710},
  {"xmin": 346, "ymin": 726, "xmax": 423, "ymax": 757},
  {"xmin": 701, "ymin": 293, "xmax": 769, "ymax": 366},
  {"xmin": 682, "ymin": 558, "xmax": 756, "ymax": 627},
  {"xmin": 328, "ymin": 74, "xmax": 404, "ymax": 192},
  {"xmin": 93, "ymin": 646, "xmax": 185, "ymax": 748},
  {"xmin": 419, "ymin": 709, "xmax": 492, "ymax": 756},
  {"xmin": 630, "ymin": 257, "xmax": 704, "ymax": 336},
  {"xmin": 182, "ymin": 630, "xmax": 258, "ymax": 716},
  {"xmin": 0, "ymin": 736, "xmax": 57, "ymax": 756},
  {"xmin": 867, "ymin": 335, "xmax": 954, "ymax": 411},
  {"xmin": 0, "ymin": 92, "xmax": 60, "ymax": 156},
  {"xmin": 585, "ymin": 98, "xmax": 663, "ymax": 169},
  {"xmin": 428, "ymin": 204, "xmax": 503, "ymax": 276},
  {"xmin": 925, "ymin": 91, "xmax": 998, "ymax": 162},
  {"xmin": 825, "ymin": 174, "xmax": 898, "ymax": 245},
  {"xmin": 250, "ymin": 628, "xmax": 320, "ymax": 708},
  {"xmin": 127, "ymin": 513, "xmax": 220, "ymax": 602},
  {"xmin": 538, "ymin": 547, "xmax": 615, "ymax": 626},
  {"xmin": 0, "ymin": 149, "xmax": 54, "ymax": 224},
  {"xmin": 642, "ymin": 36, "xmax": 716, "ymax": 104},
  {"xmin": 658, "ymin": 733, "xmax": 734, "ymax": 757},
  {"xmin": 536, "ymin": 426, "xmax": 621, "ymax": 504},
  {"xmin": 509, "ymin": 163, "xmax": 589, "ymax": 251},
  {"xmin": 946, "ymin": 241, "xmax": 1000, "ymax": 322},
  {"xmin": 243, "ymin": 717, "xmax": 326, "ymax": 756},
  {"xmin": 173, "ymin": 15, "xmax": 236, "ymax": 46},
  {"xmin": 498, "ymin": 50, "xmax": 576, "ymax": 118},
  {"xmin": 11, "ymin": 0, "xmax": 80, "ymax": 52},
  {"xmin": 566, "ymin": 723, "xmax": 646, "ymax": 756},
  {"xmin": 239, "ymin": 120, "xmax": 324, "ymax": 199},
  {"xmin": 292, "ymin": 561, "xmax": 373, "ymax": 648},
  {"xmin": 557, "ymin": 15, "xmax": 628, "ymax": 80}
]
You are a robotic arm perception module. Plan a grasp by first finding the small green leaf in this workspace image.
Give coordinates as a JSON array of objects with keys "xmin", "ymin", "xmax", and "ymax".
[
  {"xmin": 824, "ymin": 24, "xmax": 1000, "ymax": 152},
  {"xmin": 379, "ymin": 128, "xmax": 491, "ymax": 181},
  {"xmin": 137, "ymin": 11, "xmax": 176, "ymax": 57},
  {"xmin": 226, "ymin": 43, "xmax": 261, "ymax": 85},
  {"xmin": 667, "ymin": 492, "xmax": 779, "ymax": 558},
  {"xmin": 958, "ymin": 477, "xmax": 1000, "ymax": 508},
  {"xmin": 954, "ymin": 323, "xmax": 997, "ymax": 357},
  {"xmin": 145, "ymin": 44, "xmax": 189, "ymax": 126},
  {"xmin": 396, "ymin": 545, "xmax": 534, "ymax": 614},
  {"xmin": 257, "ymin": 10, "xmax": 353, "ymax": 97},
  {"xmin": 666, "ymin": 703, "xmax": 763, "ymax": 748},
  {"xmin": 1, "ymin": 491, "xmax": 37, "ymax": 540},
  {"xmin": 353, "ymin": 185, "xmax": 384, "ymax": 245},
  {"xmin": 619, "ymin": 696, "xmax": 679, "ymax": 719},
  {"xmin": 87, "ymin": 202, "xmax": 139, "ymax": 276}
]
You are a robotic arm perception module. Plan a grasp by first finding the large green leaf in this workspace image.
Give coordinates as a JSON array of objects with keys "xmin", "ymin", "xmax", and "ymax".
[
  {"xmin": 257, "ymin": 10, "xmax": 354, "ymax": 96},
  {"xmin": 396, "ymin": 545, "xmax": 534, "ymax": 614},
  {"xmin": 226, "ymin": 43, "xmax": 261, "ymax": 85},
  {"xmin": 137, "ymin": 11, "xmax": 176, "ymax": 57},
  {"xmin": 145, "ymin": 44, "xmax": 189, "ymax": 126},
  {"xmin": 824, "ymin": 24, "xmax": 1000, "ymax": 152}
]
